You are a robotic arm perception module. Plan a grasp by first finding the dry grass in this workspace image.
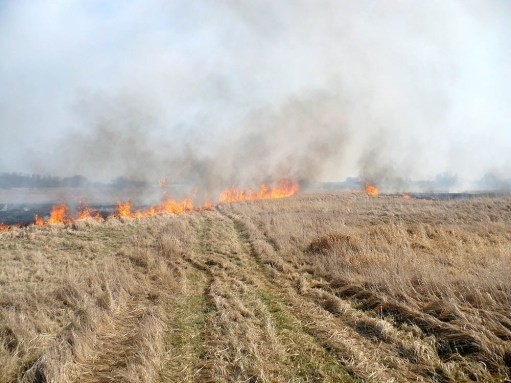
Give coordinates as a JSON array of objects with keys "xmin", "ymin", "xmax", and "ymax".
[
  {"xmin": 1, "ymin": 192, "xmax": 510, "ymax": 382},
  {"xmin": 0, "ymin": 216, "xmax": 189, "ymax": 383},
  {"xmin": 221, "ymin": 193, "xmax": 511, "ymax": 381}
]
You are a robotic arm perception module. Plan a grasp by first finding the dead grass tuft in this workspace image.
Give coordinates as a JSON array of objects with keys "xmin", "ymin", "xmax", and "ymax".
[{"xmin": 306, "ymin": 233, "xmax": 360, "ymax": 255}]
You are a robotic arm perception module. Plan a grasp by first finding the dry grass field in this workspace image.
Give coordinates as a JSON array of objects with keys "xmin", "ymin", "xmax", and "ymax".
[{"xmin": 1, "ymin": 192, "xmax": 510, "ymax": 382}]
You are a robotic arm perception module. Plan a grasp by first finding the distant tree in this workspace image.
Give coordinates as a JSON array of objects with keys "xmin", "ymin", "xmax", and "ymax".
[
  {"xmin": 0, "ymin": 173, "xmax": 91, "ymax": 189},
  {"xmin": 111, "ymin": 177, "xmax": 148, "ymax": 190}
]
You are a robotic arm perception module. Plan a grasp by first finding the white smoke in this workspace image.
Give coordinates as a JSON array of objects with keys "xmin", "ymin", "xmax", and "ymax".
[{"xmin": 0, "ymin": 0, "xmax": 510, "ymax": 189}]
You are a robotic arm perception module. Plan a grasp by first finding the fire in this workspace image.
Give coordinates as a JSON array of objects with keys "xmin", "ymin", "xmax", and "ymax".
[
  {"xmin": 47, "ymin": 204, "xmax": 68, "ymax": 224},
  {"xmin": 201, "ymin": 200, "xmax": 214, "ymax": 211},
  {"xmin": 34, "ymin": 204, "xmax": 69, "ymax": 226},
  {"xmin": 112, "ymin": 197, "xmax": 195, "ymax": 219},
  {"xmin": 77, "ymin": 202, "xmax": 102, "ymax": 220},
  {"xmin": 365, "ymin": 182, "xmax": 379, "ymax": 196},
  {"xmin": 115, "ymin": 201, "xmax": 134, "ymax": 218},
  {"xmin": 0, "ymin": 223, "xmax": 9, "ymax": 232},
  {"xmin": 403, "ymin": 193, "xmax": 411, "ymax": 199},
  {"xmin": 160, "ymin": 197, "xmax": 194, "ymax": 215},
  {"xmin": 219, "ymin": 179, "xmax": 299, "ymax": 203},
  {"xmin": 19, "ymin": 179, "xmax": 299, "ymax": 228}
]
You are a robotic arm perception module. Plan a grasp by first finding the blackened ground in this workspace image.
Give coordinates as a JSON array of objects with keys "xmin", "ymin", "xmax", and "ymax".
[
  {"xmin": 401, "ymin": 192, "xmax": 510, "ymax": 200},
  {"xmin": 1, "ymin": 192, "xmax": 510, "ymax": 226},
  {"xmin": 0, "ymin": 203, "xmax": 117, "ymax": 226}
]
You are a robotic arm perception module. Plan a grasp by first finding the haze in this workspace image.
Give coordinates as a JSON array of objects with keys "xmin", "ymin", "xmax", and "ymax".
[{"xmin": 1, "ymin": 1, "xmax": 510, "ymax": 190}]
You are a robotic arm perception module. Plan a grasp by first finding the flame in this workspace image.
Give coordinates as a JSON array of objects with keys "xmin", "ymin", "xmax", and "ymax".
[
  {"xmin": 77, "ymin": 202, "xmax": 102, "ymax": 220},
  {"xmin": 201, "ymin": 200, "xmax": 214, "ymax": 211},
  {"xmin": 115, "ymin": 201, "xmax": 134, "ymax": 218},
  {"xmin": 48, "ymin": 204, "xmax": 68, "ymax": 224},
  {"xmin": 112, "ymin": 197, "xmax": 195, "ymax": 219},
  {"xmin": 35, "ymin": 215, "xmax": 45, "ymax": 226},
  {"xmin": 403, "ymin": 193, "xmax": 411, "ymax": 199},
  {"xmin": 17, "ymin": 179, "xmax": 298, "ymax": 228},
  {"xmin": 219, "ymin": 179, "xmax": 299, "ymax": 203},
  {"xmin": 160, "ymin": 197, "xmax": 194, "ymax": 215},
  {"xmin": 34, "ymin": 204, "xmax": 69, "ymax": 226},
  {"xmin": 365, "ymin": 182, "xmax": 379, "ymax": 196},
  {"xmin": 0, "ymin": 223, "xmax": 9, "ymax": 232}
]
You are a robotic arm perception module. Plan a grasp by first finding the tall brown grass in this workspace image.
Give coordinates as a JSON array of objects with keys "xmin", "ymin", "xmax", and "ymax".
[
  {"xmin": 0, "ymin": 216, "xmax": 193, "ymax": 383},
  {"xmin": 1, "ymin": 192, "xmax": 510, "ymax": 382},
  {"xmin": 221, "ymin": 193, "xmax": 511, "ymax": 380}
]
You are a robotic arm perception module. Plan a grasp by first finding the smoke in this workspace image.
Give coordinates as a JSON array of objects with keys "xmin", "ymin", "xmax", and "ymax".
[{"xmin": 1, "ymin": 0, "xmax": 510, "ymax": 191}]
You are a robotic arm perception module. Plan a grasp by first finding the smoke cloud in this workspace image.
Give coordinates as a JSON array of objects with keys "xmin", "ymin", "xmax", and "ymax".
[{"xmin": 1, "ymin": 1, "xmax": 510, "ymax": 191}]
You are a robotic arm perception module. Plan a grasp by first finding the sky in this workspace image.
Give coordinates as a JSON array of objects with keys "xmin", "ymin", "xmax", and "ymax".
[{"xmin": 0, "ymin": 0, "xmax": 510, "ymax": 188}]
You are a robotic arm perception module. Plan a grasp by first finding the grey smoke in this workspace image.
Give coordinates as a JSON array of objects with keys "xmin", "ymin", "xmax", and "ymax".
[{"xmin": 1, "ymin": 1, "xmax": 510, "ymax": 192}]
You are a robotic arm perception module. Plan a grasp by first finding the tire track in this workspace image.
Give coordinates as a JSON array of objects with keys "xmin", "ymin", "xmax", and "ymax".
[
  {"xmin": 157, "ymin": 263, "xmax": 209, "ymax": 383},
  {"xmin": 222, "ymin": 210, "xmax": 436, "ymax": 383},
  {"xmin": 189, "ymin": 212, "xmax": 357, "ymax": 382}
]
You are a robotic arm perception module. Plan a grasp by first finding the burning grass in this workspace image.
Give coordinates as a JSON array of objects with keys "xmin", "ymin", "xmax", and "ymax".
[
  {"xmin": 364, "ymin": 181, "xmax": 379, "ymax": 196},
  {"xmin": 219, "ymin": 179, "xmax": 300, "ymax": 203},
  {"xmin": 3, "ymin": 179, "xmax": 299, "ymax": 229}
]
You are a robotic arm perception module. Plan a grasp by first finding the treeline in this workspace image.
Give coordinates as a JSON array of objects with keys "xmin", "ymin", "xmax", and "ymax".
[
  {"xmin": 0, "ymin": 173, "xmax": 90, "ymax": 189},
  {"xmin": 317, "ymin": 173, "xmax": 511, "ymax": 192},
  {"xmin": 0, "ymin": 173, "xmax": 151, "ymax": 189}
]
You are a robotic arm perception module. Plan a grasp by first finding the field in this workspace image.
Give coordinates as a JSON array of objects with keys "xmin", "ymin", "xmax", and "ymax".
[{"xmin": 1, "ymin": 192, "xmax": 510, "ymax": 382}]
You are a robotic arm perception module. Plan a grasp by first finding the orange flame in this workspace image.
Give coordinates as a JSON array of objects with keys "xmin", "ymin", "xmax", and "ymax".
[
  {"xmin": 403, "ymin": 193, "xmax": 411, "ymax": 199},
  {"xmin": 160, "ymin": 197, "xmax": 194, "ymax": 215},
  {"xmin": 365, "ymin": 182, "xmax": 379, "ymax": 196},
  {"xmin": 115, "ymin": 201, "xmax": 134, "ymax": 218},
  {"xmin": 77, "ymin": 202, "xmax": 103, "ymax": 221},
  {"xmin": 219, "ymin": 179, "xmax": 299, "ymax": 203},
  {"xmin": 0, "ymin": 223, "xmax": 9, "ymax": 232},
  {"xmin": 35, "ymin": 215, "xmax": 45, "ymax": 226},
  {"xmin": 34, "ymin": 204, "xmax": 68, "ymax": 225},
  {"xmin": 201, "ymin": 200, "xmax": 214, "ymax": 211},
  {"xmin": 47, "ymin": 204, "xmax": 68, "ymax": 224},
  {"xmin": 112, "ymin": 197, "xmax": 195, "ymax": 219},
  {"xmin": 19, "ymin": 178, "xmax": 298, "ymax": 228}
]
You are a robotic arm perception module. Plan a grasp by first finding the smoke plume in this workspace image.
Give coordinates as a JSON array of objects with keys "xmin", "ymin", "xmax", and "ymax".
[{"xmin": 1, "ymin": 1, "xmax": 510, "ymax": 192}]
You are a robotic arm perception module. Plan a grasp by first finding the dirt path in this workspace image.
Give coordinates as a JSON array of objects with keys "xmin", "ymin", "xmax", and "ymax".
[
  {"xmin": 221, "ymin": 212, "xmax": 427, "ymax": 383},
  {"xmin": 155, "ymin": 210, "xmax": 442, "ymax": 382},
  {"xmin": 154, "ymin": 212, "xmax": 358, "ymax": 382}
]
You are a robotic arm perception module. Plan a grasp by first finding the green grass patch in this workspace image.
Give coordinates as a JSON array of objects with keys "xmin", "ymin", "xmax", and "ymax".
[{"xmin": 259, "ymin": 289, "xmax": 360, "ymax": 383}]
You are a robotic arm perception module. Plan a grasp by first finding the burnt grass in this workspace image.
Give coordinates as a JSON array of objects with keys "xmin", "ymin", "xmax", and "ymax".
[{"xmin": 0, "ymin": 203, "xmax": 148, "ymax": 226}]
